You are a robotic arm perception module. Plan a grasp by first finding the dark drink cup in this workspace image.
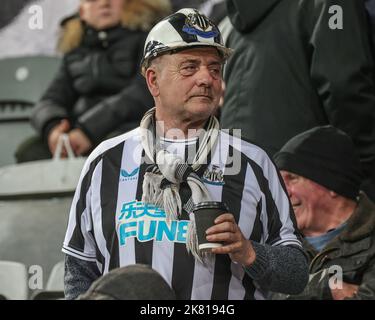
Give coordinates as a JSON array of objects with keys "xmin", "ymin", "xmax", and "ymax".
[{"xmin": 193, "ymin": 201, "xmax": 229, "ymax": 251}]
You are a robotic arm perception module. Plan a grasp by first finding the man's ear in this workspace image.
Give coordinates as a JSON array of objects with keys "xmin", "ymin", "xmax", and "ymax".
[{"xmin": 145, "ymin": 68, "xmax": 160, "ymax": 97}]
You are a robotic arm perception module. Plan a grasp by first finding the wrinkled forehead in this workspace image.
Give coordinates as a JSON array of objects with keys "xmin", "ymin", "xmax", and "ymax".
[{"xmin": 163, "ymin": 47, "xmax": 224, "ymax": 64}]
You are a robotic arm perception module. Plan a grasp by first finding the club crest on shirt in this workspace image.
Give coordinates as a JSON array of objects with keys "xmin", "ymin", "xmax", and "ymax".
[{"xmin": 202, "ymin": 165, "xmax": 225, "ymax": 186}]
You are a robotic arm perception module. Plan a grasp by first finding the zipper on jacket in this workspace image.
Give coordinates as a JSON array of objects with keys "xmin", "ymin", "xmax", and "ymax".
[{"xmin": 92, "ymin": 53, "xmax": 100, "ymax": 79}]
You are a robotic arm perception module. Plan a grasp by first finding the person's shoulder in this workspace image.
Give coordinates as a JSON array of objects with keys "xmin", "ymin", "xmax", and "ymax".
[
  {"xmin": 359, "ymin": 192, "xmax": 375, "ymax": 218},
  {"xmin": 87, "ymin": 127, "xmax": 141, "ymax": 164},
  {"xmin": 114, "ymin": 27, "xmax": 148, "ymax": 49},
  {"xmin": 63, "ymin": 44, "xmax": 86, "ymax": 64},
  {"xmin": 219, "ymin": 129, "xmax": 271, "ymax": 163}
]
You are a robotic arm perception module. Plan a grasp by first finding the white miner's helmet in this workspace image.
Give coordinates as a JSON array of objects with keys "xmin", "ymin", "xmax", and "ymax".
[{"xmin": 141, "ymin": 8, "xmax": 232, "ymax": 74}]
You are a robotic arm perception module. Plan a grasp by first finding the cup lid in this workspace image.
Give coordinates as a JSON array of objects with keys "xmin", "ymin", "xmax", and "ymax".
[{"xmin": 193, "ymin": 201, "xmax": 229, "ymax": 212}]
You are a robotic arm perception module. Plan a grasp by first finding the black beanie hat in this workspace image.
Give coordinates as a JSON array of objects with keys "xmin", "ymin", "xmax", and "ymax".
[
  {"xmin": 78, "ymin": 264, "xmax": 176, "ymax": 300},
  {"xmin": 273, "ymin": 126, "xmax": 362, "ymax": 200}
]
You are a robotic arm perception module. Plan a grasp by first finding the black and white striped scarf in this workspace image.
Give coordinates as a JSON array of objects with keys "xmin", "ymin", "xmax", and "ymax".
[{"xmin": 140, "ymin": 107, "xmax": 220, "ymax": 261}]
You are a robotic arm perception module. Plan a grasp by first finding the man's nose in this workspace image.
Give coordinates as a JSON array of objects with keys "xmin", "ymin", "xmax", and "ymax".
[{"xmin": 195, "ymin": 66, "xmax": 214, "ymax": 87}]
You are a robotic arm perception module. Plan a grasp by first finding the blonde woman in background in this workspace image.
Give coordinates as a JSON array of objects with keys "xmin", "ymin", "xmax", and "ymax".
[{"xmin": 16, "ymin": 0, "xmax": 171, "ymax": 162}]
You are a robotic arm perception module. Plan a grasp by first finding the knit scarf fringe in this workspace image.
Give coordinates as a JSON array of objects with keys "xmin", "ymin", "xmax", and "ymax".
[{"xmin": 140, "ymin": 108, "xmax": 220, "ymax": 263}]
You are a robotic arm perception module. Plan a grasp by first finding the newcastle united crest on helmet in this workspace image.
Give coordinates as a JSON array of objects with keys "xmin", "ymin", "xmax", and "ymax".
[
  {"xmin": 141, "ymin": 8, "xmax": 232, "ymax": 74},
  {"xmin": 182, "ymin": 10, "xmax": 219, "ymax": 39}
]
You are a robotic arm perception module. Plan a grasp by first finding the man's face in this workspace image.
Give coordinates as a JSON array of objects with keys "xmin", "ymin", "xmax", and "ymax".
[
  {"xmin": 280, "ymin": 170, "xmax": 331, "ymax": 234},
  {"xmin": 80, "ymin": 0, "xmax": 124, "ymax": 30},
  {"xmin": 149, "ymin": 47, "xmax": 224, "ymax": 123}
]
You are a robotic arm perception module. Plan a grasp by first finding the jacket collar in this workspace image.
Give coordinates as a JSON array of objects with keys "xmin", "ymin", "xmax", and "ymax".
[
  {"xmin": 82, "ymin": 24, "xmax": 126, "ymax": 48},
  {"xmin": 339, "ymin": 192, "xmax": 375, "ymax": 242}
]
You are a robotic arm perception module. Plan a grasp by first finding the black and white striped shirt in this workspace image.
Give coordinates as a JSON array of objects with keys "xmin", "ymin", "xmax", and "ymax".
[{"xmin": 62, "ymin": 128, "xmax": 302, "ymax": 300}]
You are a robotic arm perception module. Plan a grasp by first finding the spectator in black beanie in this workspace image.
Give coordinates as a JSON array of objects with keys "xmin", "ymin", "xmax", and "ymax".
[{"xmin": 272, "ymin": 125, "xmax": 375, "ymax": 300}]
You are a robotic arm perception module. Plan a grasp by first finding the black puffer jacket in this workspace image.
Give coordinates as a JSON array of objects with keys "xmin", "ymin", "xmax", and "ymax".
[
  {"xmin": 222, "ymin": 0, "xmax": 375, "ymax": 200},
  {"xmin": 31, "ymin": 24, "xmax": 152, "ymax": 145}
]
